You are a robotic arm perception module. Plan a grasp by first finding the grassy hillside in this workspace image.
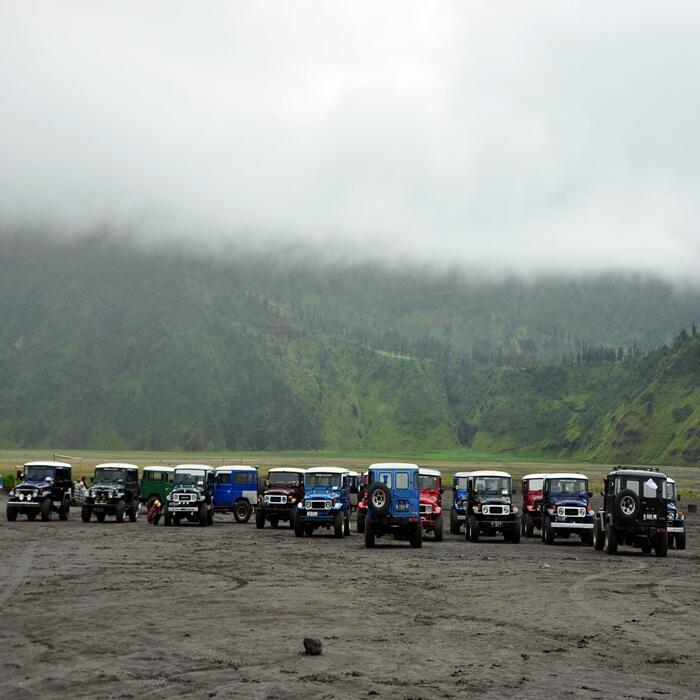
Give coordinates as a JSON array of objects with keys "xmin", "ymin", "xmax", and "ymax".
[{"xmin": 0, "ymin": 234, "xmax": 698, "ymax": 464}]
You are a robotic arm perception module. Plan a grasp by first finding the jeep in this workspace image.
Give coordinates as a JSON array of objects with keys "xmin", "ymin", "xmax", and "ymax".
[
  {"xmin": 449, "ymin": 471, "xmax": 471, "ymax": 535},
  {"xmin": 665, "ymin": 477, "xmax": 686, "ymax": 550},
  {"xmin": 140, "ymin": 466, "xmax": 174, "ymax": 509},
  {"xmin": 164, "ymin": 464, "xmax": 216, "ymax": 527},
  {"xmin": 594, "ymin": 467, "xmax": 668, "ymax": 557},
  {"xmin": 6, "ymin": 461, "xmax": 73, "ymax": 522},
  {"xmin": 213, "ymin": 466, "xmax": 258, "ymax": 522},
  {"xmin": 520, "ymin": 472, "xmax": 546, "ymax": 537},
  {"xmin": 464, "ymin": 470, "xmax": 520, "ymax": 543},
  {"xmin": 294, "ymin": 467, "xmax": 351, "ymax": 538},
  {"xmin": 540, "ymin": 473, "xmax": 594, "ymax": 545},
  {"xmin": 418, "ymin": 467, "xmax": 444, "ymax": 541},
  {"xmin": 255, "ymin": 467, "xmax": 305, "ymax": 529},
  {"xmin": 363, "ymin": 463, "xmax": 422, "ymax": 548},
  {"xmin": 82, "ymin": 463, "xmax": 140, "ymax": 523}
]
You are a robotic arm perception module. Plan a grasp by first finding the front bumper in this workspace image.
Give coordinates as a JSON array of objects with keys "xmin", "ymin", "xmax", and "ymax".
[
  {"xmin": 475, "ymin": 516, "xmax": 519, "ymax": 530},
  {"xmin": 551, "ymin": 521, "xmax": 594, "ymax": 529},
  {"xmin": 167, "ymin": 504, "xmax": 202, "ymax": 514},
  {"xmin": 301, "ymin": 510, "xmax": 334, "ymax": 523},
  {"xmin": 7, "ymin": 500, "xmax": 41, "ymax": 509},
  {"xmin": 667, "ymin": 526, "xmax": 685, "ymax": 533}
]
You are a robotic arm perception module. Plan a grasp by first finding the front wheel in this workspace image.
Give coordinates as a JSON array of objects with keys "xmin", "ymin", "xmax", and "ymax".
[
  {"xmin": 233, "ymin": 501, "xmax": 252, "ymax": 523},
  {"xmin": 450, "ymin": 509, "xmax": 460, "ymax": 535},
  {"xmin": 128, "ymin": 503, "xmax": 138, "ymax": 522},
  {"xmin": 525, "ymin": 514, "xmax": 534, "ymax": 538},
  {"xmin": 594, "ymin": 520, "xmax": 605, "ymax": 550},
  {"xmin": 364, "ymin": 519, "xmax": 375, "ymax": 548},
  {"xmin": 255, "ymin": 509, "xmax": 266, "ymax": 529},
  {"xmin": 409, "ymin": 523, "xmax": 423, "ymax": 548},
  {"xmin": 544, "ymin": 517, "xmax": 555, "ymax": 545},
  {"xmin": 511, "ymin": 525, "xmax": 520, "ymax": 544},
  {"xmin": 199, "ymin": 503, "xmax": 207, "ymax": 527},
  {"xmin": 40, "ymin": 498, "xmax": 52, "ymax": 522},
  {"xmin": 164, "ymin": 512, "xmax": 172, "ymax": 526},
  {"xmin": 433, "ymin": 514, "xmax": 443, "ymax": 542},
  {"xmin": 333, "ymin": 511, "xmax": 343, "ymax": 538},
  {"xmin": 81, "ymin": 506, "xmax": 91, "ymax": 523},
  {"xmin": 115, "ymin": 500, "xmax": 126, "ymax": 523},
  {"xmin": 59, "ymin": 499, "xmax": 70, "ymax": 521},
  {"xmin": 654, "ymin": 533, "xmax": 668, "ymax": 558},
  {"xmin": 206, "ymin": 507, "xmax": 214, "ymax": 526},
  {"xmin": 6, "ymin": 506, "xmax": 17, "ymax": 522},
  {"xmin": 468, "ymin": 516, "xmax": 479, "ymax": 543},
  {"xmin": 581, "ymin": 530, "xmax": 593, "ymax": 546},
  {"xmin": 357, "ymin": 512, "xmax": 365, "ymax": 534},
  {"xmin": 344, "ymin": 513, "xmax": 351, "ymax": 536},
  {"xmin": 294, "ymin": 512, "xmax": 305, "ymax": 537},
  {"xmin": 604, "ymin": 522, "xmax": 618, "ymax": 554},
  {"xmin": 675, "ymin": 531, "xmax": 686, "ymax": 550}
]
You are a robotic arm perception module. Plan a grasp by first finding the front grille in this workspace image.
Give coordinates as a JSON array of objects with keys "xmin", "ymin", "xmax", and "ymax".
[
  {"xmin": 420, "ymin": 504, "xmax": 433, "ymax": 514},
  {"xmin": 94, "ymin": 492, "xmax": 110, "ymax": 503},
  {"xmin": 175, "ymin": 493, "xmax": 195, "ymax": 502},
  {"xmin": 559, "ymin": 507, "xmax": 585, "ymax": 517},
  {"xmin": 309, "ymin": 500, "xmax": 329, "ymax": 510},
  {"xmin": 482, "ymin": 505, "xmax": 508, "ymax": 515},
  {"xmin": 265, "ymin": 495, "xmax": 287, "ymax": 505}
]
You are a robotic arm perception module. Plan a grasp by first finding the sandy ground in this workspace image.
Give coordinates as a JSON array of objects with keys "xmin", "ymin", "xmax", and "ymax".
[{"xmin": 1, "ymin": 493, "xmax": 699, "ymax": 700}]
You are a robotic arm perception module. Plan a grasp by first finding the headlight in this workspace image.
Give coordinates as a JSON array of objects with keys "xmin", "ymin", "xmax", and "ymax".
[
  {"xmin": 511, "ymin": 506, "xmax": 518, "ymax": 514},
  {"xmin": 304, "ymin": 500, "xmax": 311, "ymax": 509},
  {"xmin": 9, "ymin": 490, "xmax": 15, "ymax": 497},
  {"xmin": 325, "ymin": 501, "xmax": 331, "ymax": 510},
  {"xmin": 667, "ymin": 512, "xmax": 675, "ymax": 521}
]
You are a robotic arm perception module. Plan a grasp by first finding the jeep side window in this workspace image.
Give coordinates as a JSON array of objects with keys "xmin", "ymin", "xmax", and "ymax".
[
  {"xmin": 234, "ymin": 472, "xmax": 251, "ymax": 485},
  {"xmin": 377, "ymin": 472, "xmax": 392, "ymax": 488},
  {"xmin": 643, "ymin": 480, "xmax": 659, "ymax": 499},
  {"xmin": 217, "ymin": 472, "xmax": 231, "ymax": 484}
]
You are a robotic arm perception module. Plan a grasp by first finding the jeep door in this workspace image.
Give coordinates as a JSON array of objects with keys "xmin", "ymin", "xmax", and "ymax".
[
  {"xmin": 127, "ymin": 469, "xmax": 140, "ymax": 504},
  {"xmin": 214, "ymin": 471, "xmax": 233, "ymax": 507}
]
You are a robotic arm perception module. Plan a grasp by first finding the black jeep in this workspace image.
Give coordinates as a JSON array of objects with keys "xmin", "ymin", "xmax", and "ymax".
[
  {"xmin": 464, "ymin": 471, "xmax": 520, "ymax": 543},
  {"xmin": 82, "ymin": 463, "xmax": 141, "ymax": 523},
  {"xmin": 594, "ymin": 467, "xmax": 668, "ymax": 557},
  {"xmin": 6, "ymin": 461, "xmax": 73, "ymax": 522},
  {"xmin": 164, "ymin": 464, "xmax": 216, "ymax": 527}
]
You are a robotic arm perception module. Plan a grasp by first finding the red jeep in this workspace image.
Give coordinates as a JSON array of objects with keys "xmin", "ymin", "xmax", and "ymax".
[
  {"xmin": 418, "ymin": 467, "xmax": 444, "ymax": 541},
  {"xmin": 521, "ymin": 473, "xmax": 546, "ymax": 537},
  {"xmin": 255, "ymin": 467, "xmax": 306, "ymax": 529}
]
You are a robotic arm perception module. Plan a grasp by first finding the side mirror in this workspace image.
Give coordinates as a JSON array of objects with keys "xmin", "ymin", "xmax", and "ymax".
[
  {"xmin": 678, "ymin": 495, "xmax": 682, "ymax": 502},
  {"xmin": 588, "ymin": 491, "xmax": 593, "ymax": 498},
  {"xmin": 452, "ymin": 485, "xmax": 457, "ymax": 492},
  {"xmin": 439, "ymin": 488, "xmax": 444, "ymax": 495},
  {"xmin": 512, "ymin": 488, "xmax": 517, "ymax": 495}
]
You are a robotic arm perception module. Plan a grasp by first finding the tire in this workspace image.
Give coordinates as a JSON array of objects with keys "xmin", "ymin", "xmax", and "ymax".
[
  {"xmin": 469, "ymin": 516, "xmax": 479, "ymax": 543},
  {"xmin": 333, "ymin": 511, "xmax": 343, "ymax": 538},
  {"xmin": 525, "ymin": 514, "xmax": 534, "ymax": 538},
  {"xmin": 199, "ymin": 502, "xmax": 207, "ymax": 527},
  {"xmin": 544, "ymin": 517, "xmax": 555, "ymax": 545},
  {"xmin": 255, "ymin": 509, "xmax": 266, "ymax": 529},
  {"xmin": 675, "ymin": 531, "xmax": 686, "ymax": 550},
  {"xmin": 59, "ymin": 499, "xmax": 70, "ymax": 521},
  {"xmin": 81, "ymin": 506, "xmax": 91, "ymax": 523},
  {"xmin": 594, "ymin": 519, "xmax": 605, "ymax": 550},
  {"xmin": 344, "ymin": 513, "xmax": 351, "ymax": 536},
  {"xmin": 614, "ymin": 489, "xmax": 641, "ymax": 523},
  {"xmin": 207, "ymin": 508, "xmax": 214, "ymax": 526},
  {"xmin": 511, "ymin": 526, "xmax": 520, "ymax": 544},
  {"xmin": 357, "ymin": 512, "xmax": 365, "ymax": 534},
  {"xmin": 115, "ymin": 500, "xmax": 126, "ymax": 523},
  {"xmin": 288, "ymin": 507, "xmax": 296, "ymax": 530},
  {"xmin": 364, "ymin": 519, "xmax": 375, "ymax": 548},
  {"xmin": 409, "ymin": 523, "xmax": 423, "ymax": 548},
  {"xmin": 128, "ymin": 503, "xmax": 138, "ymax": 522},
  {"xmin": 164, "ymin": 512, "xmax": 172, "ymax": 527},
  {"xmin": 433, "ymin": 514, "xmax": 443, "ymax": 542},
  {"xmin": 40, "ymin": 498, "xmax": 52, "ymax": 522},
  {"xmin": 581, "ymin": 530, "xmax": 593, "ymax": 546},
  {"xmin": 655, "ymin": 533, "xmax": 668, "ymax": 558},
  {"xmin": 233, "ymin": 501, "xmax": 252, "ymax": 523},
  {"xmin": 294, "ymin": 513, "xmax": 305, "ymax": 537},
  {"xmin": 450, "ymin": 509, "xmax": 460, "ymax": 535},
  {"xmin": 26, "ymin": 511, "xmax": 37, "ymax": 521},
  {"xmin": 6, "ymin": 506, "xmax": 17, "ymax": 522},
  {"xmin": 604, "ymin": 522, "xmax": 618, "ymax": 554},
  {"xmin": 270, "ymin": 516, "xmax": 279, "ymax": 529},
  {"xmin": 667, "ymin": 533, "xmax": 675, "ymax": 549},
  {"xmin": 96, "ymin": 512, "xmax": 106, "ymax": 523},
  {"xmin": 304, "ymin": 524, "xmax": 314, "ymax": 536},
  {"xmin": 366, "ymin": 483, "xmax": 391, "ymax": 517}
]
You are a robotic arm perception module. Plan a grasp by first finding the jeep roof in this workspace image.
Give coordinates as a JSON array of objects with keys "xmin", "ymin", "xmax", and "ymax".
[
  {"xmin": 215, "ymin": 465, "xmax": 257, "ymax": 472},
  {"xmin": 142, "ymin": 465, "xmax": 174, "ymax": 473},
  {"xmin": 609, "ymin": 468, "xmax": 668, "ymax": 479},
  {"xmin": 368, "ymin": 462, "xmax": 419, "ymax": 471},
  {"xmin": 419, "ymin": 467, "xmax": 441, "ymax": 477},
  {"xmin": 268, "ymin": 467, "xmax": 306, "ymax": 474},
  {"xmin": 454, "ymin": 471, "xmax": 471, "ymax": 478},
  {"xmin": 306, "ymin": 466, "xmax": 350, "ymax": 474},
  {"xmin": 468, "ymin": 470, "xmax": 511, "ymax": 478},
  {"xmin": 346, "ymin": 470, "xmax": 361, "ymax": 478},
  {"xmin": 174, "ymin": 464, "xmax": 213, "ymax": 471},
  {"xmin": 95, "ymin": 462, "xmax": 139, "ymax": 470},
  {"xmin": 24, "ymin": 460, "xmax": 71, "ymax": 469},
  {"xmin": 522, "ymin": 472, "xmax": 547, "ymax": 480},
  {"xmin": 544, "ymin": 472, "xmax": 588, "ymax": 480},
  {"xmin": 667, "ymin": 477, "xmax": 676, "ymax": 484}
]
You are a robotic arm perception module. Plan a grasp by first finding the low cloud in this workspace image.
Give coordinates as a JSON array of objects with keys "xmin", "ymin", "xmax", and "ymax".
[{"xmin": 1, "ymin": 1, "xmax": 699, "ymax": 278}]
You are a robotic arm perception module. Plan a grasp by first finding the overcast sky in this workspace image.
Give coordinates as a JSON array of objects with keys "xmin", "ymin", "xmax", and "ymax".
[{"xmin": 1, "ymin": 1, "xmax": 699, "ymax": 277}]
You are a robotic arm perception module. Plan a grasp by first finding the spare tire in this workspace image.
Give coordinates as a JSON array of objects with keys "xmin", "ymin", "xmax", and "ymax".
[
  {"xmin": 614, "ymin": 489, "xmax": 641, "ymax": 522},
  {"xmin": 367, "ymin": 483, "xmax": 391, "ymax": 517}
]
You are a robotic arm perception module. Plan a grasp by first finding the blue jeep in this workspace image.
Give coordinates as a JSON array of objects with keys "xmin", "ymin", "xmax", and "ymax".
[
  {"xmin": 364, "ymin": 463, "xmax": 422, "ymax": 548},
  {"xmin": 666, "ymin": 478, "xmax": 686, "ymax": 550},
  {"xmin": 541, "ymin": 473, "xmax": 594, "ymax": 545},
  {"xmin": 213, "ymin": 466, "xmax": 258, "ymax": 522},
  {"xmin": 294, "ymin": 467, "xmax": 351, "ymax": 538},
  {"xmin": 449, "ymin": 471, "xmax": 471, "ymax": 534}
]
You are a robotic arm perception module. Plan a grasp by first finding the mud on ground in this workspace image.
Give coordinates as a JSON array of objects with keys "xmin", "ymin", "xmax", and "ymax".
[{"xmin": 1, "ymin": 495, "xmax": 699, "ymax": 700}]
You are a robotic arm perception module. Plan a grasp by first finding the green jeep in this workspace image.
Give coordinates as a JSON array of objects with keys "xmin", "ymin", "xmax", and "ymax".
[{"xmin": 140, "ymin": 466, "xmax": 174, "ymax": 508}]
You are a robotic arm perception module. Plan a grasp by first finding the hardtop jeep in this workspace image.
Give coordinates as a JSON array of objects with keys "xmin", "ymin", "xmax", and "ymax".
[
  {"xmin": 364, "ymin": 463, "xmax": 422, "ymax": 549},
  {"xmin": 294, "ymin": 466, "xmax": 351, "ymax": 538},
  {"xmin": 449, "ymin": 471, "xmax": 471, "ymax": 534},
  {"xmin": 540, "ymin": 473, "xmax": 594, "ymax": 545},
  {"xmin": 256, "ymin": 467, "xmax": 305, "ymax": 529},
  {"xmin": 520, "ymin": 472, "xmax": 547, "ymax": 537},
  {"xmin": 164, "ymin": 464, "xmax": 216, "ymax": 527},
  {"xmin": 464, "ymin": 470, "xmax": 520, "ymax": 543},
  {"xmin": 666, "ymin": 478, "xmax": 686, "ymax": 550},
  {"xmin": 213, "ymin": 465, "xmax": 258, "ymax": 522},
  {"xmin": 6, "ymin": 461, "xmax": 73, "ymax": 522},
  {"xmin": 82, "ymin": 463, "xmax": 141, "ymax": 523},
  {"xmin": 594, "ymin": 467, "xmax": 669, "ymax": 557},
  {"xmin": 140, "ymin": 466, "xmax": 174, "ymax": 509},
  {"xmin": 418, "ymin": 467, "xmax": 444, "ymax": 541}
]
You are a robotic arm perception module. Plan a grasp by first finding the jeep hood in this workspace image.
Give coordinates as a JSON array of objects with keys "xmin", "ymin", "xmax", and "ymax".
[
  {"xmin": 476, "ymin": 496, "xmax": 511, "ymax": 505},
  {"xmin": 264, "ymin": 487, "xmax": 298, "ymax": 497},
  {"xmin": 551, "ymin": 498, "xmax": 588, "ymax": 507},
  {"xmin": 304, "ymin": 486, "xmax": 340, "ymax": 498}
]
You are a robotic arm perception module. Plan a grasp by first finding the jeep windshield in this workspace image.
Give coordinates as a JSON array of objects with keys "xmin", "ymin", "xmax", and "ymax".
[
  {"xmin": 93, "ymin": 469, "xmax": 127, "ymax": 485},
  {"xmin": 23, "ymin": 466, "xmax": 55, "ymax": 482},
  {"xmin": 454, "ymin": 477, "xmax": 468, "ymax": 490},
  {"xmin": 418, "ymin": 475, "xmax": 439, "ymax": 490},
  {"xmin": 474, "ymin": 477, "xmax": 510, "ymax": 496},
  {"xmin": 547, "ymin": 478, "xmax": 587, "ymax": 498},
  {"xmin": 667, "ymin": 482, "xmax": 676, "ymax": 501},
  {"xmin": 269, "ymin": 472, "xmax": 301, "ymax": 486},
  {"xmin": 174, "ymin": 469, "xmax": 207, "ymax": 486},
  {"xmin": 306, "ymin": 473, "xmax": 342, "ymax": 489}
]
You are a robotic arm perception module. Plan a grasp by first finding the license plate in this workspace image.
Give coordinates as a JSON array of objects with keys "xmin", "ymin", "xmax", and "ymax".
[
  {"xmin": 307, "ymin": 511, "xmax": 318, "ymax": 517},
  {"xmin": 490, "ymin": 520, "xmax": 503, "ymax": 527},
  {"xmin": 643, "ymin": 513, "xmax": 658, "ymax": 520}
]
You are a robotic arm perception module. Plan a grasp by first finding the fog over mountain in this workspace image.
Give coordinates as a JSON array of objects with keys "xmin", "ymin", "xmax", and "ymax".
[{"xmin": 1, "ymin": 2, "xmax": 699, "ymax": 278}]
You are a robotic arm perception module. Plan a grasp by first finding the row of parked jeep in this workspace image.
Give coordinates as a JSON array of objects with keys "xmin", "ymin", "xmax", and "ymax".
[{"xmin": 4, "ymin": 461, "xmax": 687, "ymax": 556}]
